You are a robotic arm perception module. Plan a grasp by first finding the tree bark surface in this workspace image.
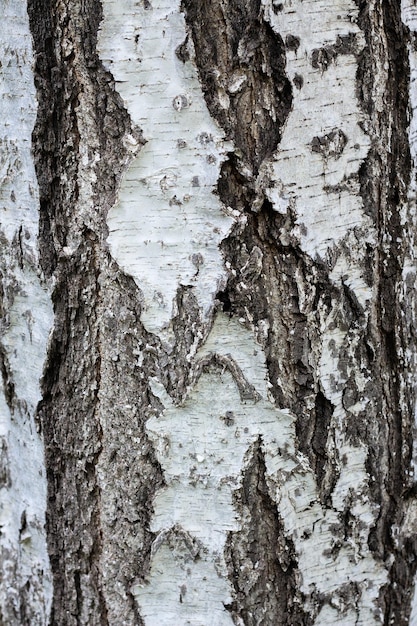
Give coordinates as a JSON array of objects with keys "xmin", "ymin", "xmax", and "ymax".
[{"xmin": 2, "ymin": 0, "xmax": 417, "ymax": 624}]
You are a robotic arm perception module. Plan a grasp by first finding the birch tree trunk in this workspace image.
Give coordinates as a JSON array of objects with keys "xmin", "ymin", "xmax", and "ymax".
[{"xmin": 2, "ymin": 0, "xmax": 417, "ymax": 623}]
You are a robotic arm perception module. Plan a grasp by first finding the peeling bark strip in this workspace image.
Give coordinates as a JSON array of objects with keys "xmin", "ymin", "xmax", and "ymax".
[{"xmin": 13, "ymin": 0, "xmax": 417, "ymax": 625}]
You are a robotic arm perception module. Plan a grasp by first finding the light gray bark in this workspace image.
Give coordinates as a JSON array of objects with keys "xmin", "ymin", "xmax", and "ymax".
[{"xmin": 1, "ymin": 0, "xmax": 417, "ymax": 624}]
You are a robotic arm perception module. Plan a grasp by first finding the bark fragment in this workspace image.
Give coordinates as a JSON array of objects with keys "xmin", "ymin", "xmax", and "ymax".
[
  {"xmin": 28, "ymin": 1, "xmax": 163, "ymax": 623},
  {"xmin": 225, "ymin": 439, "xmax": 310, "ymax": 626},
  {"xmin": 182, "ymin": 0, "xmax": 292, "ymax": 173}
]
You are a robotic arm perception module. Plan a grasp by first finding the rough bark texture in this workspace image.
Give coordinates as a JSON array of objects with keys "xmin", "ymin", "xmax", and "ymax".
[
  {"xmin": 0, "ymin": 3, "xmax": 53, "ymax": 623},
  {"xmin": 2, "ymin": 0, "xmax": 417, "ymax": 624},
  {"xmin": 225, "ymin": 438, "xmax": 309, "ymax": 625},
  {"xmin": 27, "ymin": 1, "xmax": 164, "ymax": 624}
]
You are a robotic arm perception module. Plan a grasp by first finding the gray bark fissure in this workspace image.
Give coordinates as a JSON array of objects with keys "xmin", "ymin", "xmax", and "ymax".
[
  {"xmin": 28, "ymin": 1, "xmax": 163, "ymax": 624},
  {"xmin": 182, "ymin": 0, "xmax": 293, "ymax": 173},
  {"xmin": 18, "ymin": 0, "xmax": 417, "ymax": 625},
  {"xmin": 224, "ymin": 438, "xmax": 311, "ymax": 625},
  {"xmin": 356, "ymin": 1, "xmax": 417, "ymax": 621}
]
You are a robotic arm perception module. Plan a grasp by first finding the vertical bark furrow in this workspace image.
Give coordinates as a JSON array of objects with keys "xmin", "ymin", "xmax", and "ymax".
[
  {"xmin": 39, "ymin": 239, "xmax": 106, "ymax": 624},
  {"xmin": 28, "ymin": 1, "xmax": 164, "ymax": 623},
  {"xmin": 0, "ymin": 344, "xmax": 17, "ymax": 410},
  {"xmin": 182, "ymin": 0, "xmax": 292, "ymax": 174},
  {"xmin": 312, "ymin": 391, "xmax": 335, "ymax": 499},
  {"xmin": 225, "ymin": 439, "xmax": 311, "ymax": 626},
  {"xmin": 356, "ymin": 1, "xmax": 416, "ymax": 622}
]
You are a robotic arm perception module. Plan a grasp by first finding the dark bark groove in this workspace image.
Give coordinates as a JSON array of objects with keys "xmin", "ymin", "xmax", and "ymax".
[
  {"xmin": 225, "ymin": 439, "xmax": 311, "ymax": 626},
  {"xmin": 182, "ymin": 0, "xmax": 292, "ymax": 174},
  {"xmin": 355, "ymin": 1, "xmax": 417, "ymax": 622},
  {"xmin": 28, "ymin": 1, "xmax": 163, "ymax": 624}
]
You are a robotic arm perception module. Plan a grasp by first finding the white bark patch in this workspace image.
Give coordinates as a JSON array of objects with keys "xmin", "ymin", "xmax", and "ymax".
[
  {"xmin": 0, "ymin": 2, "xmax": 53, "ymax": 622},
  {"xmin": 263, "ymin": 0, "xmax": 375, "ymax": 269},
  {"xmin": 138, "ymin": 316, "xmax": 294, "ymax": 624},
  {"xmin": 139, "ymin": 315, "xmax": 386, "ymax": 625},
  {"xmin": 98, "ymin": 0, "xmax": 234, "ymax": 334}
]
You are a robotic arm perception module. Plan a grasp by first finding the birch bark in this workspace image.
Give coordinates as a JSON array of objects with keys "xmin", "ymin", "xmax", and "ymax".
[{"xmin": 2, "ymin": 0, "xmax": 417, "ymax": 624}]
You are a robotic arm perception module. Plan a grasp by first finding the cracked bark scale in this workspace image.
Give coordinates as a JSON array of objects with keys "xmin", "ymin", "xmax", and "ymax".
[{"xmin": 1, "ymin": 0, "xmax": 415, "ymax": 624}]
